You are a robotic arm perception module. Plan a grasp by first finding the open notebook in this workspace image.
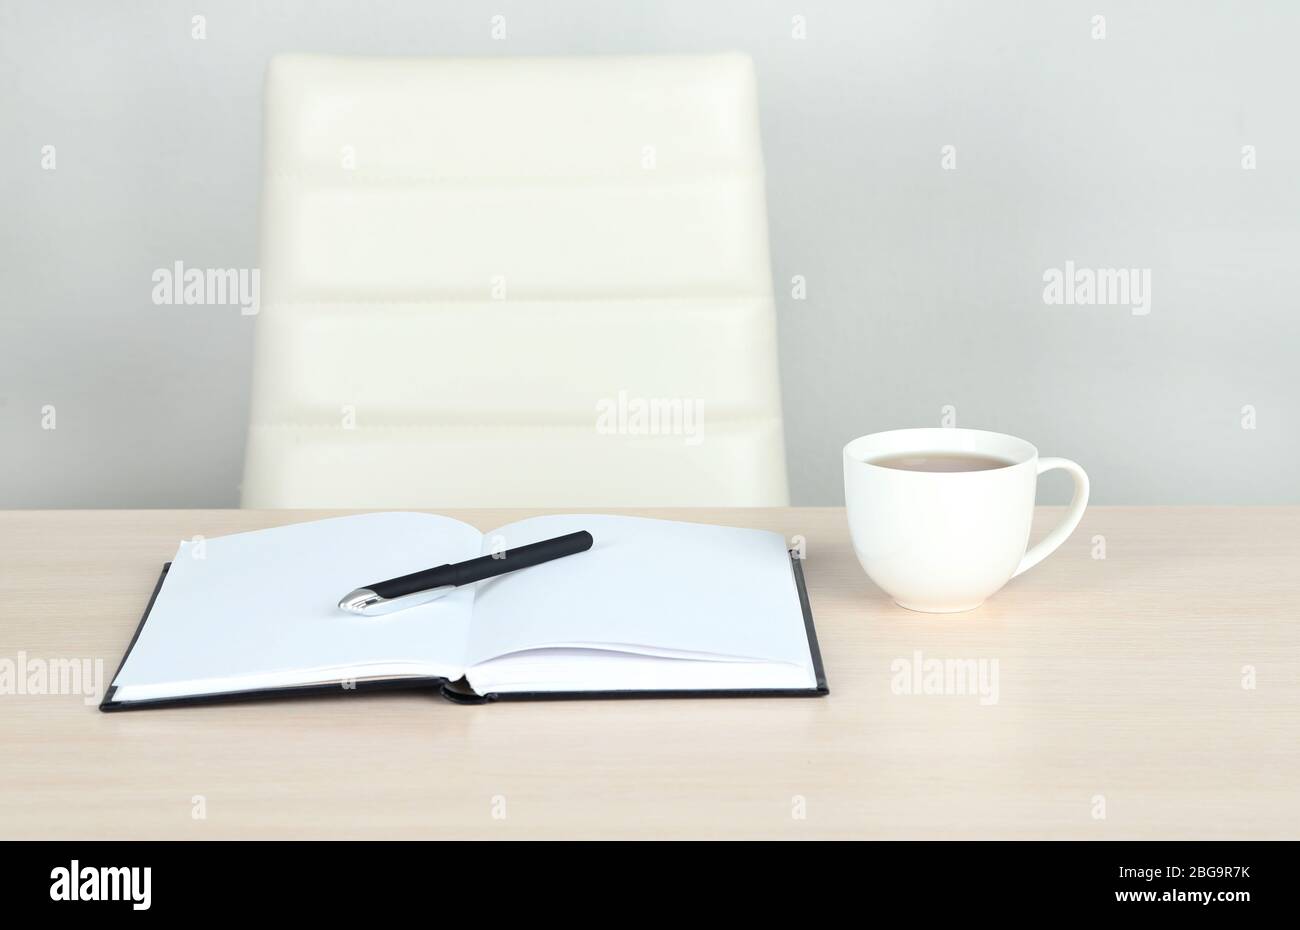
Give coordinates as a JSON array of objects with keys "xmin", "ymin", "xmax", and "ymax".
[{"xmin": 101, "ymin": 513, "xmax": 827, "ymax": 710}]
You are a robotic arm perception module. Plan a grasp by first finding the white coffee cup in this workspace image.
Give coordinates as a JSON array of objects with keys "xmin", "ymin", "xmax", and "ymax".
[{"xmin": 843, "ymin": 428, "xmax": 1089, "ymax": 612}]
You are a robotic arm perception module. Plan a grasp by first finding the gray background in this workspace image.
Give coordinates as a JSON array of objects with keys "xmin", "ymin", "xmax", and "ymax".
[{"xmin": 3, "ymin": 0, "xmax": 1297, "ymax": 508}]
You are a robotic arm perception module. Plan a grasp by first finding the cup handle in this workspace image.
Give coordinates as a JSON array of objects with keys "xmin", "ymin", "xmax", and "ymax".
[{"xmin": 1012, "ymin": 457, "xmax": 1090, "ymax": 578}]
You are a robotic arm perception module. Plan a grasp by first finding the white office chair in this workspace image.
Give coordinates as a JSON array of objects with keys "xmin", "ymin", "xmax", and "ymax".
[{"xmin": 241, "ymin": 53, "xmax": 788, "ymax": 508}]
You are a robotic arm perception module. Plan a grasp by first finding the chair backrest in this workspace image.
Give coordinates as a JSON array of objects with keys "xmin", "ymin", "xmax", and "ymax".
[{"xmin": 241, "ymin": 53, "xmax": 788, "ymax": 508}]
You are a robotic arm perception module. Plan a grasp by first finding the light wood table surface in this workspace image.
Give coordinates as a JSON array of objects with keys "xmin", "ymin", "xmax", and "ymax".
[{"xmin": 1, "ymin": 507, "xmax": 1296, "ymax": 839}]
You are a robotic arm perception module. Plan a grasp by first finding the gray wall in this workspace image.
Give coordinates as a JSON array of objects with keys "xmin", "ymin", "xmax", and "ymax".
[{"xmin": 3, "ymin": 0, "xmax": 1297, "ymax": 508}]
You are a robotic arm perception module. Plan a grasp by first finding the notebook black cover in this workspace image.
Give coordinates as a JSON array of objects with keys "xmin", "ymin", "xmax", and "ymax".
[{"xmin": 99, "ymin": 553, "xmax": 829, "ymax": 712}]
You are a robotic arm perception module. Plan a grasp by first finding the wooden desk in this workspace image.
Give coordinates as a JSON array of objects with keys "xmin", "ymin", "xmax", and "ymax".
[{"xmin": 1, "ymin": 507, "xmax": 1296, "ymax": 839}]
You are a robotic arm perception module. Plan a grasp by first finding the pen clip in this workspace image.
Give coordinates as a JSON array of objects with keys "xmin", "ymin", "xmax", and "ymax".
[{"xmin": 337, "ymin": 585, "xmax": 454, "ymax": 616}]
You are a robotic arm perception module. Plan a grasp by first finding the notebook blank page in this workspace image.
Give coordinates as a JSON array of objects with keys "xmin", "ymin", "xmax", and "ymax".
[
  {"xmin": 465, "ymin": 514, "xmax": 813, "ymax": 670},
  {"xmin": 110, "ymin": 512, "xmax": 482, "ymax": 697}
]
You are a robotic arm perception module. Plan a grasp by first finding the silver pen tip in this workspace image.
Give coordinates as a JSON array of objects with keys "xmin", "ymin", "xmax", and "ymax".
[{"xmin": 338, "ymin": 588, "xmax": 381, "ymax": 614}]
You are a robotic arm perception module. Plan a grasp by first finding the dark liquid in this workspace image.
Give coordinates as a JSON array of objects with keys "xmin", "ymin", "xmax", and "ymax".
[{"xmin": 869, "ymin": 452, "xmax": 1013, "ymax": 473}]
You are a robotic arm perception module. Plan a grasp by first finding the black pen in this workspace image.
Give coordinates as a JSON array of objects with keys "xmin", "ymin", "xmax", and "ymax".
[{"xmin": 338, "ymin": 530, "xmax": 594, "ymax": 616}]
